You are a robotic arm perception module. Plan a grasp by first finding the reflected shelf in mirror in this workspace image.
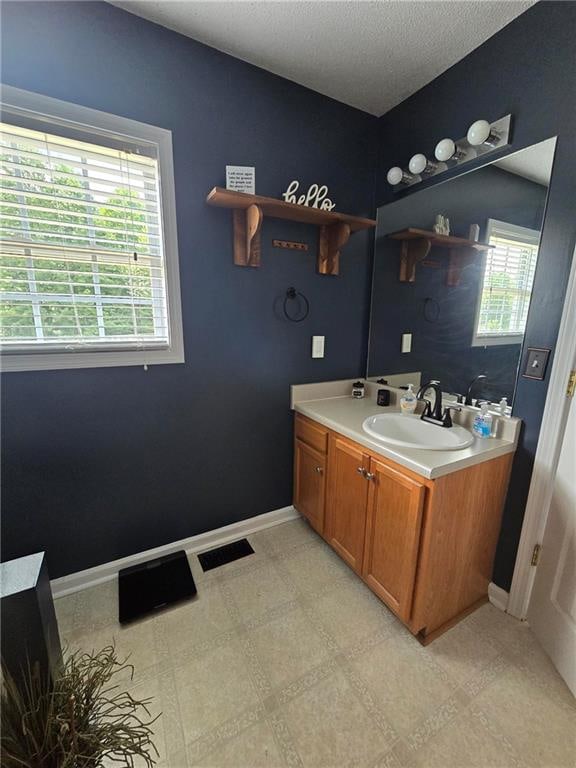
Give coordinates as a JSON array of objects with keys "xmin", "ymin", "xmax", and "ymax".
[{"xmin": 387, "ymin": 228, "xmax": 494, "ymax": 284}]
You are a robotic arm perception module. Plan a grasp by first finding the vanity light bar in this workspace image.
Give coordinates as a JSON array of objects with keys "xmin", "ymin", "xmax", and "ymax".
[{"xmin": 387, "ymin": 115, "xmax": 512, "ymax": 189}]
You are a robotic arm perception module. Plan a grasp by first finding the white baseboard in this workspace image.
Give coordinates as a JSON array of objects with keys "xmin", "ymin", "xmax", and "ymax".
[
  {"xmin": 488, "ymin": 582, "xmax": 510, "ymax": 612},
  {"xmin": 51, "ymin": 506, "xmax": 299, "ymax": 599}
]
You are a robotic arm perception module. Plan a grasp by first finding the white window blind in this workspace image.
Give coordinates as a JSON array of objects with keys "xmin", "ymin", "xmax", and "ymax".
[
  {"xmin": 0, "ymin": 122, "xmax": 170, "ymax": 353},
  {"xmin": 474, "ymin": 219, "xmax": 540, "ymax": 344}
]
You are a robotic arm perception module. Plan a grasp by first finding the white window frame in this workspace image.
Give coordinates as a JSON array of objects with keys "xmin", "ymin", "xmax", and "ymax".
[
  {"xmin": 0, "ymin": 85, "xmax": 184, "ymax": 372},
  {"xmin": 472, "ymin": 218, "xmax": 541, "ymax": 348}
]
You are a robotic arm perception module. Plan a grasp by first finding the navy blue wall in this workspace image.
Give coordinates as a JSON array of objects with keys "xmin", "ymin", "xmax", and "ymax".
[
  {"xmin": 375, "ymin": 1, "xmax": 576, "ymax": 590},
  {"xmin": 0, "ymin": 1, "xmax": 377, "ymax": 578},
  {"xmin": 369, "ymin": 165, "xmax": 548, "ymax": 403},
  {"xmin": 2, "ymin": 1, "xmax": 575, "ymax": 590}
]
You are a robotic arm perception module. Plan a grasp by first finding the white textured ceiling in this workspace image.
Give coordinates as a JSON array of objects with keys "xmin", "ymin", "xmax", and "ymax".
[{"xmin": 111, "ymin": 0, "xmax": 534, "ymax": 116}]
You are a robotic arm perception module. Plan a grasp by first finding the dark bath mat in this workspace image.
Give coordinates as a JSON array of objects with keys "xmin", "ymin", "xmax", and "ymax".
[
  {"xmin": 118, "ymin": 550, "xmax": 196, "ymax": 624},
  {"xmin": 198, "ymin": 538, "xmax": 254, "ymax": 572}
]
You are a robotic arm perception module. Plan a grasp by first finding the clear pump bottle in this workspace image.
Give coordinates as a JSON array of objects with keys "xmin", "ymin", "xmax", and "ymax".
[
  {"xmin": 473, "ymin": 402, "xmax": 493, "ymax": 438},
  {"xmin": 400, "ymin": 383, "xmax": 418, "ymax": 414}
]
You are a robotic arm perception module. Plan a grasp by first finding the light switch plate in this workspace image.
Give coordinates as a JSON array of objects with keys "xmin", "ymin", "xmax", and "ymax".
[
  {"xmin": 401, "ymin": 333, "xmax": 412, "ymax": 353},
  {"xmin": 522, "ymin": 347, "xmax": 550, "ymax": 380},
  {"xmin": 312, "ymin": 336, "xmax": 325, "ymax": 359}
]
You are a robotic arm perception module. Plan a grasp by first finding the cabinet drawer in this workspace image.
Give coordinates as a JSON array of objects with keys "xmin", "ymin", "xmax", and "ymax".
[{"xmin": 295, "ymin": 414, "xmax": 328, "ymax": 454}]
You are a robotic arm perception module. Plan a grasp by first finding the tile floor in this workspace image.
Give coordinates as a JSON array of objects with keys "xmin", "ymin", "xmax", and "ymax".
[{"xmin": 55, "ymin": 518, "xmax": 576, "ymax": 768}]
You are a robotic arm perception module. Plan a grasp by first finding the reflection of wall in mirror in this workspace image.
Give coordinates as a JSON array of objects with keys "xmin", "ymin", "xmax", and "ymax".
[{"xmin": 369, "ymin": 165, "xmax": 547, "ymax": 403}]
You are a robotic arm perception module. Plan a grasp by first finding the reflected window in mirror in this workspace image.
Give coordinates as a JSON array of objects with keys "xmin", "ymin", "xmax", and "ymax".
[{"xmin": 473, "ymin": 219, "xmax": 541, "ymax": 347}]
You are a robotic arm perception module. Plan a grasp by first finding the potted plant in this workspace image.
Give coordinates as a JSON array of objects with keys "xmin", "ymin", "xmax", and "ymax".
[{"xmin": 1, "ymin": 645, "xmax": 159, "ymax": 767}]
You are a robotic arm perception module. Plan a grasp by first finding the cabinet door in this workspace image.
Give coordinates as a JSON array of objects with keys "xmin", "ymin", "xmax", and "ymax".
[
  {"xmin": 362, "ymin": 457, "xmax": 425, "ymax": 621},
  {"xmin": 325, "ymin": 435, "xmax": 370, "ymax": 572},
  {"xmin": 294, "ymin": 439, "xmax": 326, "ymax": 534}
]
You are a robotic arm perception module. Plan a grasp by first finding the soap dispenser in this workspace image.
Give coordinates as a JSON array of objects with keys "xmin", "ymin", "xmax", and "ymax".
[
  {"xmin": 400, "ymin": 383, "xmax": 417, "ymax": 414},
  {"xmin": 473, "ymin": 402, "xmax": 493, "ymax": 438}
]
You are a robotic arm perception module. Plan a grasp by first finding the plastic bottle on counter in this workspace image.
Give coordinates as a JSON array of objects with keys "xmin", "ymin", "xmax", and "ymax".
[
  {"xmin": 400, "ymin": 383, "xmax": 418, "ymax": 414},
  {"xmin": 473, "ymin": 402, "xmax": 493, "ymax": 438}
]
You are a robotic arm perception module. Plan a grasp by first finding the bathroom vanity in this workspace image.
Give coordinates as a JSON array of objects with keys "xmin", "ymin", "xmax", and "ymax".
[
  {"xmin": 288, "ymin": 138, "xmax": 555, "ymax": 644},
  {"xmin": 292, "ymin": 383, "xmax": 520, "ymax": 644}
]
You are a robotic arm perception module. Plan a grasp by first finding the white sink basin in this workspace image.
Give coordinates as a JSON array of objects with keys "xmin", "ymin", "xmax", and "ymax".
[{"xmin": 362, "ymin": 413, "xmax": 474, "ymax": 451}]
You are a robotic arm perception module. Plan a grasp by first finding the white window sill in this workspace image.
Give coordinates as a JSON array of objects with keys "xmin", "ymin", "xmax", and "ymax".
[
  {"xmin": 1, "ymin": 347, "xmax": 185, "ymax": 373},
  {"xmin": 471, "ymin": 334, "xmax": 524, "ymax": 347}
]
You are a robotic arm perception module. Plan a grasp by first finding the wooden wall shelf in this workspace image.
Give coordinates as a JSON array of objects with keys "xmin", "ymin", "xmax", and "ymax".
[
  {"xmin": 206, "ymin": 187, "xmax": 376, "ymax": 275},
  {"xmin": 388, "ymin": 228, "xmax": 493, "ymax": 286}
]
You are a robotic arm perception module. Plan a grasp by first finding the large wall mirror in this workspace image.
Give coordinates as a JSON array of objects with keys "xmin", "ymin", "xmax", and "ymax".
[{"xmin": 367, "ymin": 137, "xmax": 557, "ymax": 407}]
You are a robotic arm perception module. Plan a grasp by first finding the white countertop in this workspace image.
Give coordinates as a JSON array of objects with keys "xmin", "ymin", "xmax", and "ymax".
[{"xmin": 294, "ymin": 396, "xmax": 517, "ymax": 480}]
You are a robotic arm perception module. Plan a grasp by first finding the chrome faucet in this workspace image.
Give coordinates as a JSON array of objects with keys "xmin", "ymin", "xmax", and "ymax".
[
  {"xmin": 465, "ymin": 374, "xmax": 487, "ymax": 406},
  {"xmin": 417, "ymin": 380, "xmax": 462, "ymax": 428}
]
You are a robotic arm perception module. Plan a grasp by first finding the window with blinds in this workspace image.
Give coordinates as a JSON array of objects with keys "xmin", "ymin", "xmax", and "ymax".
[
  {"xmin": 0, "ymin": 122, "xmax": 170, "ymax": 353},
  {"xmin": 473, "ymin": 218, "xmax": 540, "ymax": 345}
]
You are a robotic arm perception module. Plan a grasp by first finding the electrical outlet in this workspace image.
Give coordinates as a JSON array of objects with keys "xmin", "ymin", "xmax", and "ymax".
[
  {"xmin": 401, "ymin": 333, "xmax": 412, "ymax": 353},
  {"xmin": 312, "ymin": 336, "xmax": 325, "ymax": 358}
]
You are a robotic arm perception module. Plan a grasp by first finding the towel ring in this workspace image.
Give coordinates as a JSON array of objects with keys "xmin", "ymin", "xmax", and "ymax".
[
  {"xmin": 423, "ymin": 297, "xmax": 440, "ymax": 323},
  {"xmin": 283, "ymin": 287, "xmax": 310, "ymax": 323}
]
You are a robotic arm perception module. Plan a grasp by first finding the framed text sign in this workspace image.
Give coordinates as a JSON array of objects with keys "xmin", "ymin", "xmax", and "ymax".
[{"xmin": 226, "ymin": 165, "xmax": 255, "ymax": 194}]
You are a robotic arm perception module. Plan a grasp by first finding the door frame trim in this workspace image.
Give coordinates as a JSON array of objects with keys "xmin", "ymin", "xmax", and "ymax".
[{"xmin": 508, "ymin": 242, "xmax": 576, "ymax": 619}]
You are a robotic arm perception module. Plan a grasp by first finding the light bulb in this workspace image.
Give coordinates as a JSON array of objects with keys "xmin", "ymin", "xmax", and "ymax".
[
  {"xmin": 467, "ymin": 119, "xmax": 492, "ymax": 146},
  {"xmin": 387, "ymin": 166, "xmax": 404, "ymax": 186},
  {"xmin": 408, "ymin": 154, "xmax": 428, "ymax": 175},
  {"xmin": 435, "ymin": 138, "xmax": 456, "ymax": 162}
]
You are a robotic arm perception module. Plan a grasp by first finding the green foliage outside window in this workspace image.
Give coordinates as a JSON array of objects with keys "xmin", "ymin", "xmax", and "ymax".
[
  {"xmin": 0, "ymin": 142, "xmax": 159, "ymax": 342},
  {"xmin": 477, "ymin": 238, "xmax": 536, "ymax": 337},
  {"xmin": 478, "ymin": 271, "xmax": 515, "ymax": 333}
]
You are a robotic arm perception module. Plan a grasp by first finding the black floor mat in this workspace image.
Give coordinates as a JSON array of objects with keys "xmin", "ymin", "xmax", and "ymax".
[
  {"xmin": 198, "ymin": 538, "xmax": 254, "ymax": 572},
  {"xmin": 118, "ymin": 550, "xmax": 196, "ymax": 624}
]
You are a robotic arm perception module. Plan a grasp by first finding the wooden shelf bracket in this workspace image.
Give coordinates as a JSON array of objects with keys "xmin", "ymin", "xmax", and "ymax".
[
  {"xmin": 233, "ymin": 203, "xmax": 263, "ymax": 267},
  {"xmin": 447, "ymin": 246, "xmax": 473, "ymax": 287},
  {"xmin": 399, "ymin": 237, "xmax": 432, "ymax": 282},
  {"xmin": 318, "ymin": 221, "xmax": 351, "ymax": 276}
]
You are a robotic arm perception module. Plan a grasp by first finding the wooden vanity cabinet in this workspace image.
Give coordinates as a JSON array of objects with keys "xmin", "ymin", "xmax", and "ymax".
[
  {"xmin": 362, "ymin": 457, "xmax": 425, "ymax": 622},
  {"xmin": 294, "ymin": 439, "xmax": 326, "ymax": 534},
  {"xmin": 293, "ymin": 413, "xmax": 513, "ymax": 643},
  {"xmin": 293, "ymin": 415, "xmax": 328, "ymax": 535},
  {"xmin": 324, "ymin": 435, "xmax": 371, "ymax": 573}
]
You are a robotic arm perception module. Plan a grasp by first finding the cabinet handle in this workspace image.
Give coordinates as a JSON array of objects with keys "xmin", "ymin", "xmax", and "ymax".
[
  {"xmin": 356, "ymin": 466, "xmax": 366, "ymax": 476},
  {"xmin": 365, "ymin": 471, "xmax": 376, "ymax": 481},
  {"xmin": 315, "ymin": 466, "xmax": 324, "ymax": 474}
]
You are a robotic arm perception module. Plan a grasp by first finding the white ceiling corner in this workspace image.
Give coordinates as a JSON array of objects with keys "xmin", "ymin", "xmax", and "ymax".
[{"xmin": 110, "ymin": 1, "xmax": 535, "ymax": 116}]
